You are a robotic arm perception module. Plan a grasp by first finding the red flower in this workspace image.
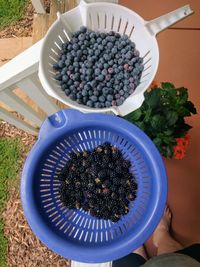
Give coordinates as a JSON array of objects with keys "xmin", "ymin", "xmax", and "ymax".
[
  {"xmin": 173, "ymin": 133, "xmax": 190, "ymax": 159},
  {"xmin": 151, "ymin": 80, "xmax": 159, "ymax": 88}
]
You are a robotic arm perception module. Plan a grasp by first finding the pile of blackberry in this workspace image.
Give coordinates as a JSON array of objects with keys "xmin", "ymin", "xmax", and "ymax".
[
  {"xmin": 58, "ymin": 143, "xmax": 137, "ymax": 222},
  {"xmin": 53, "ymin": 26, "xmax": 144, "ymax": 108}
]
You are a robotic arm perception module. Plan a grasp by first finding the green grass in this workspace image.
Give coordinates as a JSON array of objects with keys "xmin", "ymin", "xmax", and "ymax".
[
  {"xmin": 0, "ymin": 0, "xmax": 28, "ymax": 30},
  {"xmin": 0, "ymin": 138, "xmax": 21, "ymax": 267}
]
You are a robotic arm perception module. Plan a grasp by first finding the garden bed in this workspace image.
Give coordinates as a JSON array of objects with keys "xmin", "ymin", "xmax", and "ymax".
[{"xmin": 0, "ymin": 121, "xmax": 70, "ymax": 267}]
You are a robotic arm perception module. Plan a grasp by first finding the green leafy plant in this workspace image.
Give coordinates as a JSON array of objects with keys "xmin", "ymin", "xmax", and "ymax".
[{"xmin": 124, "ymin": 82, "xmax": 197, "ymax": 158}]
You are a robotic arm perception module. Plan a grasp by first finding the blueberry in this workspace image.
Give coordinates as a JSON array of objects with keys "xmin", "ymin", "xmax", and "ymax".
[
  {"xmin": 124, "ymin": 73, "xmax": 130, "ymax": 79},
  {"xmin": 97, "ymin": 37, "xmax": 102, "ymax": 44},
  {"xmin": 105, "ymin": 74, "xmax": 111, "ymax": 80},
  {"xmin": 103, "ymin": 63, "xmax": 109, "ymax": 69},
  {"xmin": 94, "ymin": 102, "xmax": 101, "ymax": 108},
  {"xmin": 53, "ymin": 63, "xmax": 60, "ymax": 70},
  {"xmin": 102, "ymin": 69, "xmax": 107, "ymax": 76},
  {"xmin": 115, "ymin": 94, "xmax": 120, "ymax": 99},
  {"xmin": 114, "ymin": 68, "xmax": 119, "ymax": 74},
  {"xmin": 129, "ymin": 89, "xmax": 135, "ymax": 94},
  {"xmin": 98, "ymin": 44, "xmax": 104, "ymax": 50},
  {"xmin": 102, "ymin": 39, "xmax": 107, "ymax": 46},
  {"xmin": 103, "ymin": 54, "xmax": 111, "ymax": 61},
  {"xmin": 77, "ymin": 92, "xmax": 82, "ymax": 99},
  {"xmin": 65, "ymin": 89, "xmax": 71, "ymax": 96},
  {"xmin": 107, "ymin": 42, "xmax": 113, "ymax": 49},
  {"xmin": 88, "ymin": 90, "xmax": 93, "ymax": 96},
  {"xmin": 124, "ymin": 80, "xmax": 129, "ymax": 86},
  {"xmin": 69, "ymin": 93, "xmax": 76, "ymax": 101},
  {"xmin": 95, "ymin": 68, "xmax": 101, "ymax": 75},
  {"xmin": 77, "ymin": 99, "xmax": 83, "ymax": 104},
  {"xmin": 106, "ymin": 82, "xmax": 111, "ymax": 87},
  {"xmin": 118, "ymin": 58, "xmax": 123, "ymax": 65},
  {"xmin": 69, "ymin": 65, "xmax": 74, "ymax": 71},
  {"xmin": 119, "ymin": 90, "xmax": 124, "ymax": 96},
  {"xmin": 139, "ymin": 65, "xmax": 144, "ymax": 72},
  {"xmin": 82, "ymin": 89, "xmax": 88, "ymax": 96},
  {"xmin": 89, "ymin": 32, "xmax": 96, "ymax": 38},
  {"xmin": 125, "ymin": 51, "xmax": 133, "ymax": 60},
  {"xmin": 55, "ymin": 74, "xmax": 62, "ymax": 81},
  {"xmin": 61, "ymin": 84, "xmax": 67, "ymax": 90},
  {"xmin": 73, "ymin": 62, "xmax": 79, "ymax": 68},
  {"xmin": 112, "ymin": 100, "xmax": 117, "ymax": 106},
  {"xmin": 67, "ymin": 79, "xmax": 73, "ymax": 86},
  {"xmin": 74, "ymin": 73, "xmax": 80, "ymax": 81},
  {"xmin": 95, "ymin": 50, "xmax": 101, "ymax": 56},
  {"xmin": 99, "ymin": 95, "xmax": 105, "ymax": 102},
  {"xmin": 58, "ymin": 60, "xmax": 65, "ymax": 68},
  {"xmin": 86, "ymin": 100, "xmax": 93, "ymax": 107},
  {"xmin": 83, "ymin": 96, "xmax": 88, "ymax": 104},
  {"xmin": 138, "ymin": 58, "xmax": 143, "ymax": 64},
  {"xmin": 102, "ymin": 87, "xmax": 109, "ymax": 95},
  {"xmin": 111, "ymin": 47, "xmax": 118, "ymax": 54},
  {"xmin": 117, "ymin": 73, "xmax": 123, "ymax": 80},
  {"xmin": 134, "ymin": 50, "xmax": 140, "ymax": 57},
  {"xmin": 124, "ymin": 92, "xmax": 129, "ymax": 98},
  {"xmin": 107, "ymin": 95, "xmax": 113, "ymax": 101},
  {"xmin": 86, "ymin": 69, "xmax": 93, "ymax": 75},
  {"xmin": 93, "ymin": 90, "xmax": 99, "ymax": 96},
  {"xmin": 90, "ymin": 38, "xmax": 96, "ymax": 44},
  {"xmin": 105, "ymin": 101, "xmax": 111, "ymax": 107},
  {"xmin": 97, "ymin": 74, "xmax": 104, "ymax": 81},
  {"xmin": 80, "ymin": 26, "xmax": 87, "ymax": 33},
  {"xmin": 116, "ymin": 99, "xmax": 123, "ymax": 106},
  {"xmin": 90, "ymin": 95, "xmax": 98, "ymax": 102},
  {"xmin": 62, "ymin": 75, "xmax": 68, "ymax": 82},
  {"xmin": 108, "ymin": 60, "xmax": 114, "ymax": 66}
]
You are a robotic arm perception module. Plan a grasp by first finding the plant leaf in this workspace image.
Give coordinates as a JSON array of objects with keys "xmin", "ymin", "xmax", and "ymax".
[
  {"xmin": 145, "ymin": 89, "xmax": 161, "ymax": 109},
  {"xmin": 177, "ymin": 87, "xmax": 188, "ymax": 104},
  {"xmin": 125, "ymin": 109, "xmax": 142, "ymax": 121},
  {"xmin": 184, "ymin": 101, "xmax": 197, "ymax": 115},
  {"xmin": 161, "ymin": 82, "xmax": 175, "ymax": 89},
  {"xmin": 166, "ymin": 111, "xmax": 178, "ymax": 126}
]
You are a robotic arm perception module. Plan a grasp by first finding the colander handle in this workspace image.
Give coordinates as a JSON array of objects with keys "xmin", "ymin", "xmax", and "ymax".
[
  {"xmin": 38, "ymin": 109, "xmax": 83, "ymax": 139},
  {"xmin": 145, "ymin": 5, "xmax": 193, "ymax": 36},
  {"xmin": 114, "ymin": 93, "xmax": 145, "ymax": 116}
]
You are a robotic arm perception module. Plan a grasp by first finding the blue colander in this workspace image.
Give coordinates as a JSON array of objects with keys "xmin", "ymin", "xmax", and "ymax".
[{"xmin": 21, "ymin": 109, "xmax": 167, "ymax": 263}]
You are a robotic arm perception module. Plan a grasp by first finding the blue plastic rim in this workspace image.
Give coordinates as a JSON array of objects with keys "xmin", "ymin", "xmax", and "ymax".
[{"xmin": 21, "ymin": 109, "xmax": 167, "ymax": 263}]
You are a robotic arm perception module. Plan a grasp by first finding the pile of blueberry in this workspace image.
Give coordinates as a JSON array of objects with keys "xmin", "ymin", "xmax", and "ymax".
[
  {"xmin": 53, "ymin": 26, "xmax": 144, "ymax": 108},
  {"xmin": 58, "ymin": 143, "xmax": 137, "ymax": 222}
]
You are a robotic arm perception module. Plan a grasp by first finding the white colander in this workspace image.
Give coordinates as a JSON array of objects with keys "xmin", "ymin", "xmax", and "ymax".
[{"xmin": 39, "ymin": 0, "xmax": 193, "ymax": 116}]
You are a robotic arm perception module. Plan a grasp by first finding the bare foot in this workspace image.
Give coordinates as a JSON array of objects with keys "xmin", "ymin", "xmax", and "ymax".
[
  {"xmin": 153, "ymin": 206, "xmax": 172, "ymax": 247},
  {"xmin": 133, "ymin": 245, "xmax": 148, "ymax": 260}
]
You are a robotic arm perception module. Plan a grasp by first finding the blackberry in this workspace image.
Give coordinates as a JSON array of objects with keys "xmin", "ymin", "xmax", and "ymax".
[
  {"xmin": 108, "ymin": 162, "xmax": 115, "ymax": 169},
  {"xmin": 98, "ymin": 170, "xmax": 107, "ymax": 179},
  {"xmin": 109, "ymin": 171, "xmax": 117, "ymax": 179},
  {"xmin": 88, "ymin": 199, "xmax": 96, "ymax": 208},
  {"xmin": 118, "ymin": 186, "xmax": 125, "ymax": 195},
  {"xmin": 102, "ymin": 209, "xmax": 110, "ymax": 219},
  {"xmin": 113, "ymin": 177, "xmax": 121, "ymax": 185},
  {"xmin": 110, "ymin": 215, "xmax": 119, "ymax": 222},
  {"xmin": 102, "ymin": 180, "xmax": 111, "ymax": 188},
  {"xmin": 122, "ymin": 160, "xmax": 131, "ymax": 169},
  {"xmin": 115, "ymin": 165, "xmax": 122, "ymax": 174}
]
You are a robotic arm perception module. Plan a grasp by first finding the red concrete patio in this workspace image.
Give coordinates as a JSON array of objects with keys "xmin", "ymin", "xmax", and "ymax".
[{"xmin": 120, "ymin": 0, "xmax": 200, "ymax": 256}]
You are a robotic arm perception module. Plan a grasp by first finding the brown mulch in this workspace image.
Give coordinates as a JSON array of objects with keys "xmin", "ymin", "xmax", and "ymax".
[
  {"xmin": 0, "ymin": 0, "xmax": 50, "ymax": 39},
  {"xmin": 0, "ymin": 121, "xmax": 71, "ymax": 267}
]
